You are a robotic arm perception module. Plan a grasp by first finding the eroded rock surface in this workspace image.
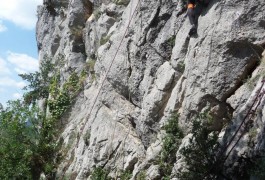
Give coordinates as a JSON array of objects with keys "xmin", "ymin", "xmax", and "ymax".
[{"xmin": 36, "ymin": 0, "xmax": 265, "ymax": 178}]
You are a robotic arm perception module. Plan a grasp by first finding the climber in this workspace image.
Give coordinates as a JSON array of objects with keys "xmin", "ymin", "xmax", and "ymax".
[{"xmin": 187, "ymin": 0, "xmax": 210, "ymax": 36}]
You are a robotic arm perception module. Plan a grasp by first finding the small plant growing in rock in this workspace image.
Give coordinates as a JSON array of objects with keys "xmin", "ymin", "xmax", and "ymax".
[
  {"xmin": 244, "ymin": 54, "xmax": 265, "ymax": 90},
  {"xmin": 48, "ymin": 90, "xmax": 71, "ymax": 119},
  {"xmin": 248, "ymin": 127, "xmax": 258, "ymax": 142},
  {"xmin": 48, "ymin": 74, "xmax": 70, "ymax": 119},
  {"xmin": 48, "ymin": 71, "xmax": 85, "ymax": 119},
  {"xmin": 63, "ymin": 71, "xmax": 82, "ymax": 97},
  {"xmin": 93, "ymin": 8, "xmax": 102, "ymax": 20},
  {"xmin": 90, "ymin": 167, "xmax": 111, "ymax": 180},
  {"xmin": 168, "ymin": 35, "xmax": 176, "ymax": 48},
  {"xmin": 86, "ymin": 58, "xmax": 97, "ymax": 82},
  {"xmin": 119, "ymin": 170, "xmax": 132, "ymax": 180},
  {"xmin": 83, "ymin": 130, "xmax": 91, "ymax": 146},
  {"xmin": 161, "ymin": 113, "xmax": 183, "ymax": 161},
  {"xmin": 157, "ymin": 113, "xmax": 184, "ymax": 178},
  {"xmin": 100, "ymin": 35, "xmax": 111, "ymax": 45},
  {"xmin": 136, "ymin": 171, "xmax": 146, "ymax": 180},
  {"xmin": 87, "ymin": 58, "xmax": 96, "ymax": 72},
  {"xmin": 177, "ymin": 60, "xmax": 185, "ymax": 73}
]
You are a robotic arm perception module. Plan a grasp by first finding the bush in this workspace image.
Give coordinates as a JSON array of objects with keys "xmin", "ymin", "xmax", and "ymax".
[
  {"xmin": 48, "ymin": 71, "xmax": 83, "ymax": 119},
  {"xmin": 120, "ymin": 170, "xmax": 132, "ymax": 180},
  {"xmin": 177, "ymin": 113, "xmax": 221, "ymax": 180},
  {"xmin": 48, "ymin": 90, "xmax": 71, "ymax": 119},
  {"xmin": 90, "ymin": 167, "xmax": 111, "ymax": 180},
  {"xmin": 136, "ymin": 171, "xmax": 146, "ymax": 180},
  {"xmin": 156, "ymin": 113, "xmax": 184, "ymax": 178}
]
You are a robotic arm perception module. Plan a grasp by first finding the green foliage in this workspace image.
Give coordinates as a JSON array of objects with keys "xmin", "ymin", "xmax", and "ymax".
[
  {"xmin": 0, "ymin": 101, "xmax": 35, "ymax": 179},
  {"xmin": 168, "ymin": 35, "xmax": 176, "ymax": 48},
  {"xmin": 0, "ymin": 54, "xmax": 82, "ymax": 179},
  {"xmin": 177, "ymin": 113, "xmax": 220, "ymax": 180},
  {"xmin": 90, "ymin": 167, "xmax": 111, "ymax": 180},
  {"xmin": 48, "ymin": 71, "xmax": 84, "ymax": 119},
  {"xmin": 248, "ymin": 127, "xmax": 258, "ymax": 142},
  {"xmin": 251, "ymin": 157, "xmax": 265, "ymax": 179},
  {"xmin": 83, "ymin": 130, "xmax": 91, "ymax": 146},
  {"xmin": 0, "ymin": 100, "xmax": 58, "ymax": 179},
  {"xmin": 63, "ymin": 172, "xmax": 78, "ymax": 180},
  {"xmin": 19, "ymin": 58, "xmax": 54, "ymax": 105},
  {"xmin": 48, "ymin": 74, "xmax": 70, "ymax": 119},
  {"xmin": 93, "ymin": 8, "xmax": 102, "ymax": 20},
  {"xmin": 80, "ymin": 69, "xmax": 88, "ymax": 84},
  {"xmin": 120, "ymin": 170, "xmax": 132, "ymax": 180},
  {"xmin": 161, "ymin": 115, "xmax": 181, "ymax": 162},
  {"xmin": 100, "ymin": 35, "xmax": 111, "ymax": 45},
  {"xmin": 87, "ymin": 59, "xmax": 96, "ymax": 72},
  {"xmin": 136, "ymin": 171, "xmax": 146, "ymax": 180},
  {"xmin": 176, "ymin": 60, "xmax": 185, "ymax": 73},
  {"xmin": 86, "ymin": 58, "xmax": 97, "ymax": 82},
  {"xmin": 63, "ymin": 72, "xmax": 82, "ymax": 97},
  {"xmin": 48, "ymin": 90, "xmax": 71, "ymax": 119},
  {"xmin": 245, "ymin": 55, "xmax": 265, "ymax": 90},
  {"xmin": 157, "ymin": 113, "xmax": 184, "ymax": 178}
]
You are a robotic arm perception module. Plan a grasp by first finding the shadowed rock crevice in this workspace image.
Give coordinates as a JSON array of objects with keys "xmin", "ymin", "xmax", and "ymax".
[
  {"xmin": 198, "ymin": 94, "xmax": 234, "ymax": 131},
  {"xmin": 221, "ymin": 41, "xmax": 264, "ymax": 101},
  {"xmin": 102, "ymin": 141, "xmax": 122, "ymax": 168}
]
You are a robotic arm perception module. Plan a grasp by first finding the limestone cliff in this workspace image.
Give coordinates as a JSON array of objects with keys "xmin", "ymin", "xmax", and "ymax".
[{"xmin": 36, "ymin": 0, "xmax": 265, "ymax": 179}]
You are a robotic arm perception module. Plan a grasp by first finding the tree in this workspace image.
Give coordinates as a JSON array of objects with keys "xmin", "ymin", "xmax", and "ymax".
[
  {"xmin": 0, "ymin": 100, "xmax": 39, "ymax": 179},
  {"xmin": 19, "ymin": 58, "xmax": 54, "ymax": 105}
]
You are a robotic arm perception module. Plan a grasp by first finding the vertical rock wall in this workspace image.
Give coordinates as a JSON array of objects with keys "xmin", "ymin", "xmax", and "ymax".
[{"xmin": 36, "ymin": 0, "xmax": 265, "ymax": 179}]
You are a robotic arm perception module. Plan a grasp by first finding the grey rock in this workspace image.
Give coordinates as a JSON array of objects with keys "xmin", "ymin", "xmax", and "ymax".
[
  {"xmin": 36, "ymin": 0, "xmax": 265, "ymax": 178},
  {"xmin": 146, "ymin": 165, "xmax": 160, "ymax": 180}
]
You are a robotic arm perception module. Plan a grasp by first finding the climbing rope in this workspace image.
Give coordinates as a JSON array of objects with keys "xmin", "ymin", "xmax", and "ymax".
[
  {"xmin": 223, "ymin": 79, "xmax": 265, "ymax": 162},
  {"xmin": 77, "ymin": 0, "xmax": 142, "ymax": 146},
  {"xmin": 202, "ymin": 79, "xmax": 265, "ymax": 179},
  {"xmin": 201, "ymin": 0, "xmax": 265, "ymax": 177}
]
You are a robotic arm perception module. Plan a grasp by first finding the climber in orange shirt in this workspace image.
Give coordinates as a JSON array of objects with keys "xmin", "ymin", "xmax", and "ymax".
[{"xmin": 187, "ymin": 0, "xmax": 210, "ymax": 36}]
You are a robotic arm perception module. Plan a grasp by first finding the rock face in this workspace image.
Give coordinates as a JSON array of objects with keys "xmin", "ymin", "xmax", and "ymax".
[{"xmin": 36, "ymin": 0, "xmax": 265, "ymax": 179}]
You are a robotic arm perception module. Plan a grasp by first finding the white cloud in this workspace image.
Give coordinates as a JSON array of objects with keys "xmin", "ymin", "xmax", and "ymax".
[
  {"xmin": 0, "ymin": 58, "xmax": 11, "ymax": 75},
  {"xmin": 7, "ymin": 52, "xmax": 39, "ymax": 74},
  {"xmin": 0, "ymin": 77, "xmax": 26, "ymax": 88},
  {"xmin": 0, "ymin": 0, "xmax": 42, "ymax": 29},
  {"xmin": 0, "ymin": 20, "xmax": 7, "ymax": 32},
  {"xmin": 13, "ymin": 93, "xmax": 22, "ymax": 99}
]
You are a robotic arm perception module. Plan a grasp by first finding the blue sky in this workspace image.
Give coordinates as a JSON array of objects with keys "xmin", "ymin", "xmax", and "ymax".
[{"xmin": 0, "ymin": 0, "xmax": 42, "ymax": 106}]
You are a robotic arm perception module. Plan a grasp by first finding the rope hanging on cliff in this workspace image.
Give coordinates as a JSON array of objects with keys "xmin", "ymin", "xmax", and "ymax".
[
  {"xmin": 203, "ymin": 79, "xmax": 265, "ymax": 179},
  {"xmin": 78, "ymin": 0, "xmax": 142, "ymax": 144},
  {"xmin": 223, "ymin": 79, "xmax": 265, "ymax": 162}
]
